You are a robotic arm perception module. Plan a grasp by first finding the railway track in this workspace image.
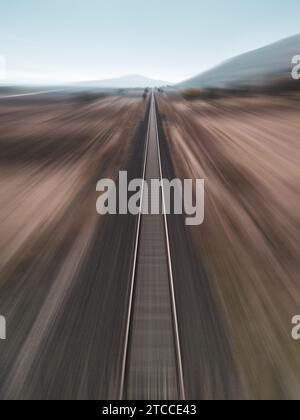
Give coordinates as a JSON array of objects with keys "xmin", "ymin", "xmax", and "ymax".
[{"xmin": 120, "ymin": 92, "xmax": 186, "ymax": 400}]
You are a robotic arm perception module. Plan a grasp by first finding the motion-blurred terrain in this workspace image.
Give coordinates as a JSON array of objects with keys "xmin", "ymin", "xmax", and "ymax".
[
  {"xmin": 0, "ymin": 91, "xmax": 148, "ymax": 399},
  {"xmin": 0, "ymin": 77, "xmax": 299, "ymax": 399},
  {"xmin": 157, "ymin": 90, "xmax": 300, "ymax": 399},
  {"xmin": 177, "ymin": 33, "xmax": 300, "ymax": 89}
]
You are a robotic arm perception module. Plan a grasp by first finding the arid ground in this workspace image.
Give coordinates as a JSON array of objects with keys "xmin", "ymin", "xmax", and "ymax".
[
  {"xmin": 0, "ymin": 90, "xmax": 299, "ymax": 399},
  {"xmin": 157, "ymin": 92, "xmax": 300, "ymax": 399}
]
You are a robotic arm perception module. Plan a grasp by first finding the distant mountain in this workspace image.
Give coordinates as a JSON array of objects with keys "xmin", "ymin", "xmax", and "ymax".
[
  {"xmin": 76, "ymin": 74, "xmax": 169, "ymax": 89},
  {"xmin": 177, "ymin": 34, "xmax": 300, "ymax": 89}
]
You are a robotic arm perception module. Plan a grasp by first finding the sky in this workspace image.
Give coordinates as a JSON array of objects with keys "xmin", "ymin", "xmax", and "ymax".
[{"xmin": 0, "ymin": 0, "xmax": 300, "ymax": 84}]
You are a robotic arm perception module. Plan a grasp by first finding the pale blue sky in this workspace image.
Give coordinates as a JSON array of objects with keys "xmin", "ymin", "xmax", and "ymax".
[{"xmin": 0, "ymin": 0, "xmax": 299, "ymax": 84}]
